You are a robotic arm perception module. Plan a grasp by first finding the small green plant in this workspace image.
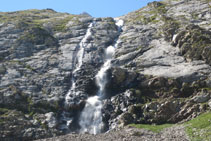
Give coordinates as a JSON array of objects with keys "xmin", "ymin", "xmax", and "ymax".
[
  {"xmin": 156, "ymin": 4, "xmax": 167, "ymax": 14},
  {"xmin": 53, "ymin": 15, "xmax": 79, "ymax": 32}
]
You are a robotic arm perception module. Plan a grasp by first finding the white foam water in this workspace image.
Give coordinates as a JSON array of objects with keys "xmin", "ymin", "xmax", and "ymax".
[
  {"xmin": 61, "ymin": 22, "xmax": 94, "ymax": 130},
  {"xmin": 79, "ymin": 20, "xmax": 124, "ymax": 134},
  {"xmin": 65, "ymin": 22, "xmax": 94, "ymax": 107}
]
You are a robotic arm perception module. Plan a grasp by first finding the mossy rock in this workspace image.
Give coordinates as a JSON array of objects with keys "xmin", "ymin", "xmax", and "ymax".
[
  {"xmin": 161, "ymin": 16, "xmax": 180, "ymax": 41},
  {"xmin": 148, "ymin": 1, "xmax": 167, "ymax": 14},
  {"xmin": 176, "ymin": 25, "xmax": 211, "ymax": 65},
  {"xmin": 30, "ymin": 100, "xmax": 61, "ymax": 114},
  {"xmin": 18, "ymin": 26, "xmax": 58, "ymax": 46},
  {"xmin": 52, "ymin": 15, "xmax": 82, "ymax": 32},
  {"xmin": 128, "ymin": 104, "xmax": 143, "ymax": 117}
]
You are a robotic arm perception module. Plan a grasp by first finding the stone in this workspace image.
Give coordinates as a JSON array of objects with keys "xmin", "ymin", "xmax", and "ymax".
[
  {"xmin": 45, "ymin": 112, "xmax": 58, "ymax": 128},
  {"xmin": 119, "ymin": 112, "xmax": 134, "ymax": 126},
  {"xmin": 192, "ymin": 92, "xmax": 210, "ymax": 103}
]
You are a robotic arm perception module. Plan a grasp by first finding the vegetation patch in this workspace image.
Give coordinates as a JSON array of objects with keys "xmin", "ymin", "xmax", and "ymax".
[
  {"xmin": 185, "ymin": 112, "xmax": 211, "ymax": 141},
  {"xmin": 18, "ymin": 26, "xmax": 58, "ymax": 46},
  {"xmin": 130, "ymin": 112, "xmax": 211, "ymax": 140},
  {"xmin": 133, "ymin": 14, "xmax": 159, "ymax": 24},
  {"xmin": 52, "ymin": 15, "xmax": 81, "ymax": 32},
  {"xmin": 176, "ymin": 25, "xmax": 211, "ymax": 65},
  {"xmin": 0, "ymin": 9, "xmax": 60, "ymax": 24},
  {"xmin": 201, "ymin": 87, "xmax": 211, "ymax": 91},
  {"xmin": 161, "ymin": 16, "xmax": 180, "ymax": 41},
  {"xmin": 127, "ymin": 2, "xmax": 167, "ymax": 24}
]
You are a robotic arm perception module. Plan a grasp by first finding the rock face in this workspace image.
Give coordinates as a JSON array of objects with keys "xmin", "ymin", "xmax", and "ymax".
[{"xmin": 0, "ymin": 0, "xmax": 211, "ymax": 140}]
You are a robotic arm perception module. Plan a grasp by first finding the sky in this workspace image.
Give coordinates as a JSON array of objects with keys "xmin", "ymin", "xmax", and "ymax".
[{"xmin": 0, "ymin": 0, "xmax": 159, "ymax": 17}]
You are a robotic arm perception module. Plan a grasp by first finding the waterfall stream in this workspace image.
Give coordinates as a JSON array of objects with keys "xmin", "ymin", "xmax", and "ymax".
[
  {"xmin": 79, "ymin": 19, "xmax": 124, "ymax": 134},
  {"xmin": 65, "ymin": 22, "xmax": 94, "ymax": 105},
  {"xmin": 61, "ymin": 22, "xmax": 95, "ymax": 130}
]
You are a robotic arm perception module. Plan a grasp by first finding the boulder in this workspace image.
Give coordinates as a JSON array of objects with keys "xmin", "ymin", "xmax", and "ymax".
[
  {"xmin": 192, "ymin": 91, "xmax": 210, "ymax": 103},
  {"xmin": 119, "ymin": 112, "xmax": 134, "ymax": 126}
]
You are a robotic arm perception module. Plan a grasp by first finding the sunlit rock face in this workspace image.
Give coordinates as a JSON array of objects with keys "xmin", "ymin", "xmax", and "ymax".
[{"xmin": 0, "ymin": 0, "xmax": 211, "ymax": 140}]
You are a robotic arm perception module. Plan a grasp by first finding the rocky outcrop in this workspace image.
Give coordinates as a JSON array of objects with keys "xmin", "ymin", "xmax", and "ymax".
[
  {"xmin": 103, "ymin": 0, "xmax": 211, "ymax": 131},
  {"xmin": 0, "ymin": 0, "xmax": 211, "ymax": 140},
  {"xmin": 172, "ymin": 24, "xmax": 211, "ymax": 65},
  {"xmin": 0, "ymin": 10, "xmax": 120, "ymax": 139}
]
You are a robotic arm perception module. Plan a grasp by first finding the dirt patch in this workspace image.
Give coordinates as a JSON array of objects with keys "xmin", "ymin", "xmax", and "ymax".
[{"xmin": 38, "ymin": 125, "xmax": 189, "ymax": 141}]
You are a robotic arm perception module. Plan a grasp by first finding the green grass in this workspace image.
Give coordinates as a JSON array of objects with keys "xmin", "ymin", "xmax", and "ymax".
[
  {"xmin": 0, "ymin": 10, "xmax": 81, "ymax": 33},
  {"xmin": 185, "ymin": 112, "xmax": 211, "ymax": 141},
  {"xmin": 130, "ymin": 113, "xmax": 211, "ymax": 140},
  {"xmin": 52, "ymin": 15, "xmax": 80, "ymax": 32},
  {"xmin": 129, "ymin": 123, "xmax": 173, "ymax": 133}
]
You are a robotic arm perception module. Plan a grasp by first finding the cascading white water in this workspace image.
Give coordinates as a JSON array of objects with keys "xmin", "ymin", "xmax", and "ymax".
[
  {"xmin": 79, "ymin": 19, "xmax": 124, "ymax": 134},
  {"xmin": 78, "ymin": 46, "xmax": 115, "ymax": 134},
  {"xmin": 65, "ymin": 22, "xmax": 94, "ymax": 106},
  {"xmin": 61, "ymin": 22, "xmax": 94, "ymax": 130}
]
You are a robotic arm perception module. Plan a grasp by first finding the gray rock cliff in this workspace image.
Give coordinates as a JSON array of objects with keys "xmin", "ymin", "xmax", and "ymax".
[{"xmin": 0, "ymin": 0, "xmax": 210, "ymax": 140}]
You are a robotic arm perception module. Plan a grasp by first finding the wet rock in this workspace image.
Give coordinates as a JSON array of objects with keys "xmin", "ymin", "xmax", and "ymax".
[{"xmin": 112, "ymin": 67, "xmax": 127, "ymax": 84}]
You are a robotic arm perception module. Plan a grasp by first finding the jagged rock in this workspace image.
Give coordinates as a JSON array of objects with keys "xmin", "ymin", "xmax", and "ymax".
[
  {"xmin": 102, "ymin": 89, "xmax": 144, "ymax": 130},
  {"xmin": 111, "ymin": 67, "xmax": 127, "ymax": 84},
  {"xmin": 192, "ymin": 91, "xmax": 210, "ymax": 103},
  {"xmin": 172, "ymin": 24, "xmax": 211, "ymax": 65},
  {"xmin": 142, "ymin": 99, "xmax": 183, "ymax": 123},
  {"xmin": 119, "ymin": 112, "xmax": 134, "ymax": 126},
  {"xmin": 107, "ymin": 68, "xmax": 138, "ymax": 95}
]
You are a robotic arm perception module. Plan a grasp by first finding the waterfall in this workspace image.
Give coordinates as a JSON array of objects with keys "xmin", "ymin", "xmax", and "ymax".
[
  {"xmin": 61, "ymin": 22, "xmax": 94, "ymax": 130},
  {"xmin": 79, "ymin": 19, "xmax": 124, "ymax": 134},
  {"xmin": 66, "ymin": 22, "xmax": 94, "ymax": 103}
]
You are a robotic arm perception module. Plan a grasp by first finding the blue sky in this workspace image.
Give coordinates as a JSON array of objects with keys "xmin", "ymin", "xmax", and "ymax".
[{"xmin": 0, "ymin": 0, "xmax": 159, "ymax": 17}]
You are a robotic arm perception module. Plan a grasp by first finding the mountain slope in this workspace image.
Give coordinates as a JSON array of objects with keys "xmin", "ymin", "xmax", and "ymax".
[{"xmin": 0, "ymin": 0, "xmax": 210, "ymax": 140}]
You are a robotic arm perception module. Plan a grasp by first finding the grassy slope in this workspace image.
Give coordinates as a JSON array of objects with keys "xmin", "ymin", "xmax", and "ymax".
[
  {"xmin": 130, "ymin": 112, "xmax": 211, "ymax": 140},
  {"xmin": 185, "ymin": 112, "xmax": 211, "ymax": 141}
]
